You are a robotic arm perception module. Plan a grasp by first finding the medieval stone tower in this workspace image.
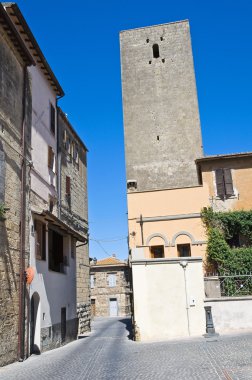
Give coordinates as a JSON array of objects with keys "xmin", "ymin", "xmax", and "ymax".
[{"xmin": 120, "ymin": 20, "xmax": 203, "ymax": 192}]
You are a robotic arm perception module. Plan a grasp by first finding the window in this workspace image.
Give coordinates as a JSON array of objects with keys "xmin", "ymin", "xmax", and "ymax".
[
  {"xmin": 48, "ymin": 195, "xmax": 54, "ymax": 213},
  {"xmin": 215, "ymin": 168, "xmax": 234, "ymax": 197},
  {"xmin": 66, "ymin": 176, "xmax": 71, "ymax": 195},
  {"xmin": 108, "ymin": 274, "xmax": 116, "ymax": 287},
  {"xmin": 71, "ymin": 237, "xmax": 76, "ymax": 258},
  {"xmin": 150, "ymin": 245, "xmax": 164, "ymax": 258},
  {"xmin": 152, "ymin": 44, "xmax": 160, "ymax": 58},
  {"xmin": 34, "ymin": 220, "xmax": 46, "ymax": 260},
  {"xmin": 90, "ymin": 274, "xmax": 95, "ymax": 289},
  {"xmin": 50, "ymin": 104, "xmax": 55, "ymax": 135},
  {"xmin": 48, "ymin": 146, "xmax": 55, "ymax": 170},
  {"xmin": 48, "ymin": 229, "xmax": 64, "ymax": 273},
  {"xmin": 73, "ymin": 143, "xmax": 79, "ymax": 164},
  {"xmin": 177, "ymin": 244, "xmax": 191, "ymax": 257}
]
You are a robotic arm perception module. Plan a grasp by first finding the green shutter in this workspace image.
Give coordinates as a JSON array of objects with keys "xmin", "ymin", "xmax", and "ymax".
[
  {"xmin": 215, "ymin": 169, "xmax": 225, "ymax": 197},
  {"xmin": 224, "ymin": 168, "xmax": 234, "ymax": 196}
]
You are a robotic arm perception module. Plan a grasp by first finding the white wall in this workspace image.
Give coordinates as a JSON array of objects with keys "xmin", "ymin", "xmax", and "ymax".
[
  {"xmin": 30, "ymin": 217, "xmax": 77, "ymax": 329},
  {"xmin": 205, "ymin": 297, "xmax": 252, "ymax": 333},
  {"xmin": 29, "ymin": 65, "xmax": 57, "ymax": 203},
  {"xmin": 29, "ymin": 65, "xmax": 76, "ymax": 332},
  {"xmin": 132, "ymin": 256, "xmax": 205, "ymax": 341}
]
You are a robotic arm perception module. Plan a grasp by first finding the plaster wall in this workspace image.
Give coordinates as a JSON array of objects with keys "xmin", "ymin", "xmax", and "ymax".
[
  {"xmin": 132, "ymin": 258, "xmax": 205, "ymax": 341},
  {"xmin": 205, "ymin": 297, "xmax": 252, "ymax": 333},
  {"xmin": 128, "ymin": 186, "xmax": 209, "ymax": 260},
  {"xmin": 200, "ymin": 157, "xmax": 252, "ymax": 212},
  {"xmin": 29, "ymin": 217, "xmax": 77, "ymax": 350},
  {"xmin": 30, "ymin": 65, "xmax": 57, "ymax": 206}
]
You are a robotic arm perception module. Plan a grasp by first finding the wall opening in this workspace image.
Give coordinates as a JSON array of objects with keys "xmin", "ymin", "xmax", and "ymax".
[
  {"xmin": 152, "ymin": 44, "xmax": 160, "ymax": 59},
  {"xmin": 150, "ymin": 245, "xmax": 164, "ymax": 258},
  {"xmin": 30, "ymin": 292, "xmax": 41, "ymax": 355},
  {"xmin": 177, "ymin": 244, "xmax": 191, "ymax": 257}
]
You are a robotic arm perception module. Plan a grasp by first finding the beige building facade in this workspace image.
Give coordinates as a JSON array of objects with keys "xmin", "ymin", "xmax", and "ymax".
[
  {"xmin": 90, "ymin": 256, "xmax": 131, "ymax": 318},
  {"xmin": 120, "ymin": 20, "xmax": 252, "ymax": 341}
]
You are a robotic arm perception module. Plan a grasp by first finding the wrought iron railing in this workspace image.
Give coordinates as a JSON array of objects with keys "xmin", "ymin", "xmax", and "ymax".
[{"xmin": 205, "ymin": 272, "xmax": 252, "ymax": 297}]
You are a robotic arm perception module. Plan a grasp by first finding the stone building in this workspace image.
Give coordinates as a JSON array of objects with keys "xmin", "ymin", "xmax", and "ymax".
[
  {"xmin": 90, "ymin": 256, "xmax": 131, "ymax": 317},
  {"xmin": 0, "ymin": 3, "xmax": 90, "ymax": 364},
  {"xmin": 58, "ymin": 108, "xmax": 90, "ymax": 335},
  {"xmin": 120, "ymin": 21, "xmax": 252, "ymax": 341},
  {"xmin": 0, "ymin": 3, "xmax": 34, "ymax": 366}
]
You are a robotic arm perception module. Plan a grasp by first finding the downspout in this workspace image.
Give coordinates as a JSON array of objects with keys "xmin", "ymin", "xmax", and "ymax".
[
  {"xmin": 180, "ymin": 261, "xmax": 191, "ymax": 336},
  {"xmin": 18, "ymin": 66, "xmax": 28, "ymax": 361}
]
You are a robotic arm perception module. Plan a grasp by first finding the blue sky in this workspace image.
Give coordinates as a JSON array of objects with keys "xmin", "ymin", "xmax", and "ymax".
[{"xmin": 17, "ymin": 0, "xmax": 252, "ymax": 260}]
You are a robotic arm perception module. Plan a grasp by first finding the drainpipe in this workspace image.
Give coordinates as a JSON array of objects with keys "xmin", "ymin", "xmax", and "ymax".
[
  {"xmin": 18, "ymin": 66, "xmax": 28, "ymax": 361},
  {"xmin": 180, "ymin": 261, "xmax": 191, "ymax": 336},
  {"xmin": 56, "ymin": 96, "xmax": 64, "ymax": 219},
  {"xmin": 139, "ymin": 214, "xmax": 144, "ymax": 245}
]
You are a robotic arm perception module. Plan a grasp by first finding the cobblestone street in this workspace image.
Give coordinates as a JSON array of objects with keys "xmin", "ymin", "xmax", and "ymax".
[{"xmin": 1, "ymin": 318, "xmax": 252, "ymax": 380}]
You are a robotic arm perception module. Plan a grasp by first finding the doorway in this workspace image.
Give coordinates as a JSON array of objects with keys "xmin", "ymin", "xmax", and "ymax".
[
  {"xmin": 109, "ymin": 298, "xmax": 118, "ymax": 317},
  {"xmin": 30, "ymin": 292, "xmax": 40, "ymax": 354},
  {"xmin": 61, "ymin": 307, "xmax": 66, "ymax": 342}
]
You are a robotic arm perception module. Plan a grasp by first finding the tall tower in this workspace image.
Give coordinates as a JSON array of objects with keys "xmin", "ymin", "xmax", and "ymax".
[{"xmin": 120, "ymin": 21, "xmax": 203, "ymax": 192}]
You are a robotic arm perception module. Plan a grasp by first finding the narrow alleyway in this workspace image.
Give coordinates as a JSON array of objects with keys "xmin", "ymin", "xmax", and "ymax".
[{"xmin": 1, "ymin": 318, "xmax": 252, "ymax": 380}]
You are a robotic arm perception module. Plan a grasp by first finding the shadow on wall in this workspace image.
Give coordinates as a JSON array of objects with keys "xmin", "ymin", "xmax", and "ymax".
[{"xmin": 118, "ymin": 318, "xmax": 133, "ymax": 340}]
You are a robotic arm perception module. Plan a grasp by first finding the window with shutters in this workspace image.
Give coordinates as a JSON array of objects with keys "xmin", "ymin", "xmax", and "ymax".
[
  {"xmin": 90, "ymin": 274, "xmax": 95, "ymax": 288},
  {"xmin": 66, "ymin": 176, "xmax": 71, "ymax": 195},
  {"xmin": 108, "ymin": 273, "xmax": 116, "ymax": 287},
  {"xmin": 215, "ymin": 168, "xmax": 234, "ymax": 198},
  {"xmin": 50, "ymin": 104, "xmax": 55, "ymax": 135},
  {"xmin": 34, "ymin": 220, "xmax": 46, "ymax": 260},
  {"xmin": 48, "ymin": 146, "xmax": 55, "ymax": 170}
]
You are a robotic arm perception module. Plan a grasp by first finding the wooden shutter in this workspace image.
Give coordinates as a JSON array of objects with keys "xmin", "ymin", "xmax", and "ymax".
[
  {"xmin": 35, "ymin": 221, "xmax": 46, "ymax": 260},
  {"xmin": 48, "ymin": 146, "xmax": 54, "ymax": 169},
  {"xmin": 66, "ymin": 176, "xmax": 71, "ymax": 195},
  {"xmin": 223, "ymin": 168, "xmax": 234, "ymax": 196},
  {"xmin": 50, "ymin": 104, "xmax": 55, "ymax": 135},
  {"xmin": 215, "ymin": 169, "xmax": 225, "ymax": 197}
]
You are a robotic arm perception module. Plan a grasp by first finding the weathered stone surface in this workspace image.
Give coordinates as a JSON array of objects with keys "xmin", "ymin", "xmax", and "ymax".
[
  {"xmin": 120, "ymin": 21, "xmax": 203, "ymax": 192},
  {"xmin": 0, "ymin": 25, "xmax": 32, "ymax": 366},
  {"xmin": 58, "ymin": 109, "xmax": 90, "ymax": 335},
  {"xmin": 90, "ymin": 264, "xmax": 131, "ymax": 317}
]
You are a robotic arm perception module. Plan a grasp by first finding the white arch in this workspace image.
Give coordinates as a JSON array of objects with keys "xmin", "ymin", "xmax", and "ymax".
[{"xmin": 146, "ymin": 233, "xmax": 169, "ymax": 247}]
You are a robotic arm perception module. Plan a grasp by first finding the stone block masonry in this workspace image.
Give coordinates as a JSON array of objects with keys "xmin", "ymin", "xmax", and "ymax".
[
  {"xmin": 0, "ymin": 26, "xmax": 32, "ymax": 366},
  {"xmin": 120, "ymin": 21, "xmax": 203, "ymax": 192}
]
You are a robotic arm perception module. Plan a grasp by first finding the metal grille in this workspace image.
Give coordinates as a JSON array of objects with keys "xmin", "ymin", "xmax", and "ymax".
[{"xmin": 205, "ymin": 272, "xmax": 252, "ymax": 297}]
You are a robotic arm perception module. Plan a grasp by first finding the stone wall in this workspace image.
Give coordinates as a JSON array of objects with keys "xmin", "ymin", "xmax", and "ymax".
[
  {"xmin": 120, "ymin": 21, "xmax": 203, "ymax": 192},
  {"xmin": 0, "ymin": 27, "xmax": 32, "ymax": 366},
  {"xmin": 41, "ymin": 318, "xmax": 78, "ymax": 352},
  {"xmin": 58, "ymin": 110, "xmax": 90, "ymax": 334},
  {"xmin": 90, "ymin": 266, "xmax": 131, "ymax": 317}
]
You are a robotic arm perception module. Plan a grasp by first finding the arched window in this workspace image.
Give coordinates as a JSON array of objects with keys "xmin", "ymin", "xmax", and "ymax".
[{"xmin": 152, "ymin": 44, "xmax": 160, "ymax": 59}]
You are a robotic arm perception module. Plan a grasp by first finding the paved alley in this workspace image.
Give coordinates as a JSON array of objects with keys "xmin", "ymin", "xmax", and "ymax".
[{"xmin": 1, "ymin": 318, "xmax": 252, "ymax": 380}]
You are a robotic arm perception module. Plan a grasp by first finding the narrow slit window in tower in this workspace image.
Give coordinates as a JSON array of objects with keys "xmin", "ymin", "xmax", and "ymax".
[{"xmin": 152, "ymin": 44, "xmax": 160, "ymax": 58}]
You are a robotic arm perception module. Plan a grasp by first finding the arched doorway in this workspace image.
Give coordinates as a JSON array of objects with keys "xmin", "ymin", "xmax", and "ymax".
[{"xmin": 30, "ymin": 292, "xmax": 41, "ymax": 354}]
